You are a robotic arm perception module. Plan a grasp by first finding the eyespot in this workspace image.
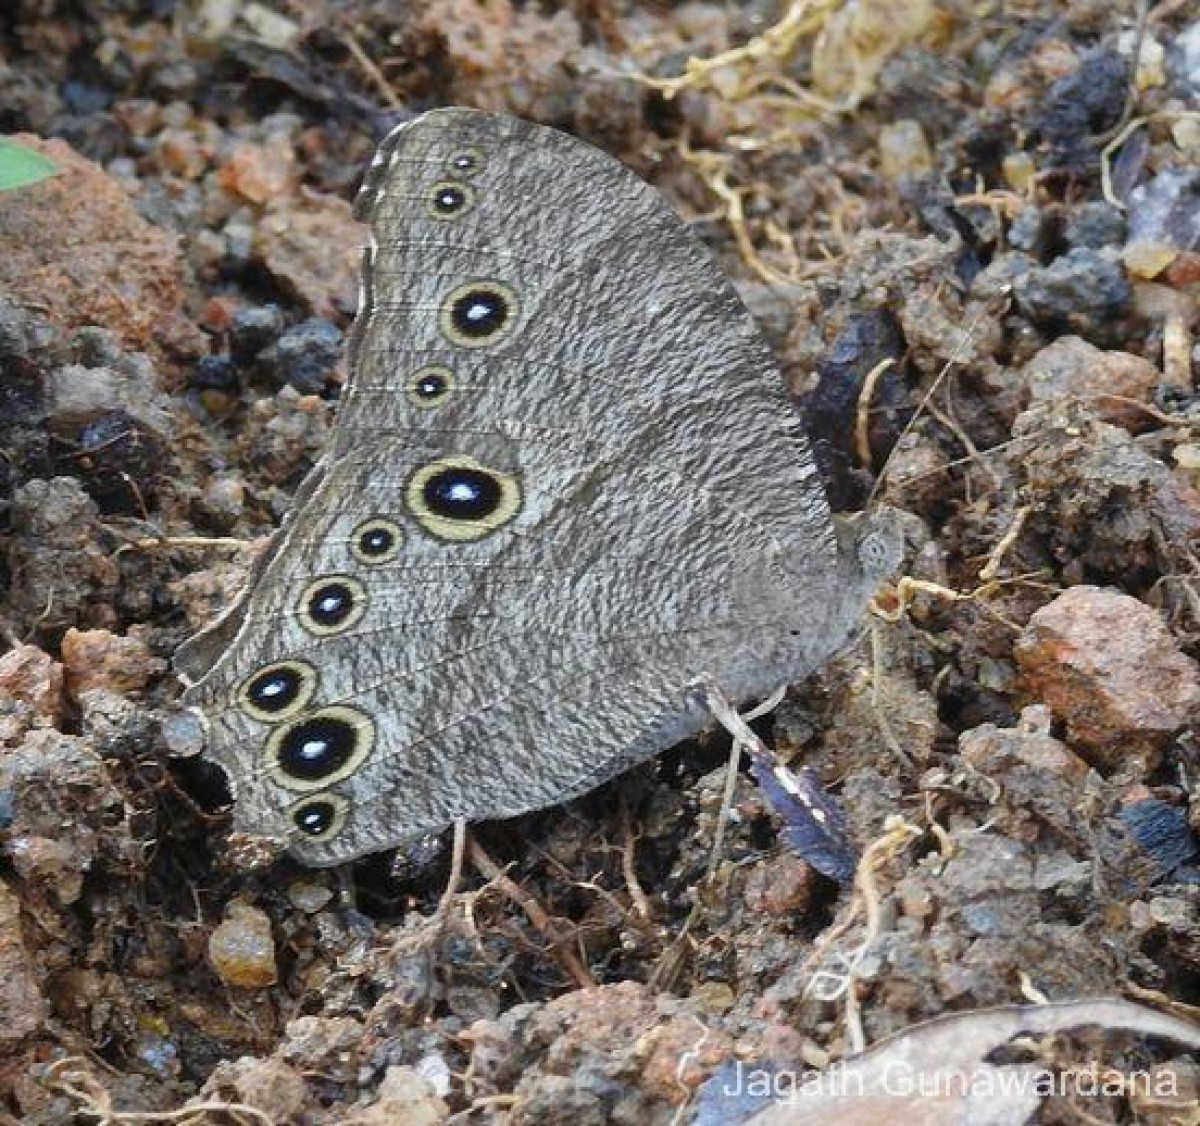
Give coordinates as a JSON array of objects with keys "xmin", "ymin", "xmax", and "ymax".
[
  {"xmin": 237, "ymin": 660, "xmax": 318, "ymax": 723},
  {"xmin": 289, "ymin": 793, "xmax": 349, "ymax": 842},
  {"xmin": 439, "ymin": 281, "xmax": 518, "ymax": 348},
  {"xmin": 405, "ymin": 364, "xmax": 455, "ymax": 408},
  {"xmin": 857, "ymin": 529, "xmax": 897, "ymax": 577},
  {"xmin": 297, "ymin": 575, "xmax": 367, "ymax": 636},
  {"xmin": 426, "ymin": 179, "xmax": 475, "ymax": 220},
  {"xmin": 268, "ymin": 705, "xmax": 375, "ymax": 791},
  {"xmin": 350, "ymin": 518, "xmax": 404, "ymax": 565},
  {"xmin": 447, "ymin": 149, "xmax": 482, "ymax": 176},
  {"xmin": 406, "ymin": 456, "xmax": 522, "ymax": 542}
]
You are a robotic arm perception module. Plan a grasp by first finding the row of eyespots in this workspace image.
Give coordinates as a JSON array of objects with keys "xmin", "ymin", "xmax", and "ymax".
[
  {"xmin": 236, "ymin": 454, "xmax": 519, "ymax": 724},
  {"xmin": 424, "ymin": 147, "xmax": 482, "ymax": 220},
  {"xmin": 235, "ymin": 655, "xmax": 372, "ymax": 840},
  {"xmin": 234, "ymin": 463, "xmax": 521, "ymax": 841},
  {"xmin": 421, "ymin": 146, "xmax": 520, "ymax": 353},
  {"xmin": 245, "ymin": 145, "xmax": 511, "ymax": 845}
]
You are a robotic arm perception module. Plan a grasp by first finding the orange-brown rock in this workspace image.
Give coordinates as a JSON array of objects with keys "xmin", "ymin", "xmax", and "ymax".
[
  {"xmin": 0, "ymin": 135, "xmax": 201, "ymax": 356},
  {"xmin": 1015, "ymin": 586, "xmax": 1200, "ymax": 768},
  {"xmin": 60, "ymin": 627, "xmax": 164, "ymax": 698}
]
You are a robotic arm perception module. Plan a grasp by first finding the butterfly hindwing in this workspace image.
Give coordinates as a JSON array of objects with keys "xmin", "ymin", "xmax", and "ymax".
[{"xmin": 180, "ymin": 108, "xmax": 878, "ymax": 865}]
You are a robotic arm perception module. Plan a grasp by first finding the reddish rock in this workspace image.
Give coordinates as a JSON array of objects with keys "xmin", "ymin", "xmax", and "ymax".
[
  {"xmin": 0, "ymin": 645, "xmax": 64, "ymax": 725},
  {"xmin": 1015, "ymin": 586, "xmax": 1200, "ymax": 767},
  {"xmin": 217, "ymin": 136, "xmax": 298, "ymax": 205},
  {"xmin": 0, "ymin": 881, "xmax": 46, "ymax": 1051},
  {"xmin": 465, "ymin": 980, "xmax": 733, "ymax": 1111},
  {"xmin": 416, "ymin": 0, "xmax": 582, "ymax": 117},
  {"xmin": 0, "ymin": 135, "xmax": 201, "ymax": 356},
  {"xmin": 1021, "ymin": 336, "xmax": 1160, "ymax": 433},
  {"xmin": 60, "ymin": 627, "xmax": 165, "ymax": 698},
  {"xmin": 639, "ymin": 1012, "xmax": 735, "ymax": 1101},
  {"xmin": 743, "ymin": 854, "xmax": 817, "ymax": 917},
  {"xmin": 960, "ymin": 706, "xmax": 1090, "ymax": 783}
]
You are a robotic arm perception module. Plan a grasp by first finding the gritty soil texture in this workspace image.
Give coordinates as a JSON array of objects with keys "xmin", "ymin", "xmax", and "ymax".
[{"xmin": 1, "ymin": 1, "xmax": 1199, "ymax": 1123}]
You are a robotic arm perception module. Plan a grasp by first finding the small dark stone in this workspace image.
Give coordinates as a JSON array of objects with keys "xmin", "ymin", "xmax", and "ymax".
[
  {"xmin": 1008, "ymin": 206, "xmax": 1055, "ymax": 256},
  {"xmin": 1013, "ymin": 247, "xmax": 1132, "ymax": 339},
  {"xmin": 0, "ymin": 296, "xmax": 69, "ymax": 394},
  {"xmin": 1035, "ymin": 50, "xmax": 1129, "ymax": 175},
  {"xmin": 50, "ymin": 111, "xmax": 127, "ymax": 165},
  {"xmin": 188, "ymin": 355, "xmax": 240, "ymax": 395},
  {"xmin": 58, "ymin": 409, "xmax": 171, "ymax": 515},
  {"xmin": 258, "ymin": 317, "xmax": 341, "ymax": 394},
  {"xmin": 1121, "ymin": 799, "xmax": 1198, "ymax": 879},
  {"xmin": 1065, "ymin": 202, "xmax": 1127, "ymax": 250},
  {"xmin": 229, "ymin": 304, "xmax": 285, "ymax": 364},
  {"xmin": 60, "ymin": 81, "xmax": 112, "ymax": 115}
]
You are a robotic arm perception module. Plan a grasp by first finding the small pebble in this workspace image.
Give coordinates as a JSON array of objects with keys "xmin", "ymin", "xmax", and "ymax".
[
  {"xmin": 287, "ymin": 881, "xmax": 334, "ymax": 914},
  {"xmin": 1014, "ymin": 247, "xmax": 1132, "ymax": 335},
  {"xmin": 0, "ymin": 644, "xmax": 64, "ymax": 723},
  {"xmin": 208, "ymin": 903, "xmax": 279, "ymax": 989},
  {"xmin": 60, "ymin": 627, "xmax": 164, "ymax": 697},
  {"xmin": 229, "ymin": 303, "xmax": 285, "ymax": 363},
  {"xmin": 878, "ymin": 119, "xmax": 933, "ymax": 181},
  {"xmin": 260, "ymin": 317, "xmax": 341, "ymax": 394}
]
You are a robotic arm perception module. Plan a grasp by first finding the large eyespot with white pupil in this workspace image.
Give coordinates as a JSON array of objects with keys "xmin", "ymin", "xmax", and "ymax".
[
  {"xmin": 426, "ymin": 179, "xmax": 475, "ymax": 220},
  {"xmin": 439, "ymin": 281, "xmax": 518, "ymax": 348},
  {"xmin": 237, "ymin": 659, "xmax": 317, "ymax": 723},
  {"xmin": 350, "ymin": 517, "xmax": 404, "ymax": 565},
  {"xmin": 406, "ymin": 456, "xmax": 522, "ymax": 542},
  {"xmin": 297, "ymin": 575, "xmax": 367, "ymax": 635},
  {"xmin": 405, "ymin": 364, "xmax": 455, "ymax": 408},
  {"xmin": 447, "ymin": 148, "xmax": 482, "ymax": 177},
  {"xmin": 268, "ymin": 705, "xmax": 375, "ymax": 791},
  {"xmin": 289, "ymin": 792, "xmax": 349, "ymax": 842}
]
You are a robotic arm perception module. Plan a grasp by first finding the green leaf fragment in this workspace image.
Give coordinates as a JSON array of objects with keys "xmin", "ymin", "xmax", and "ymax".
[{"xmin": 0, "ymin": 139, "xmax": 62, "ymax": 192}]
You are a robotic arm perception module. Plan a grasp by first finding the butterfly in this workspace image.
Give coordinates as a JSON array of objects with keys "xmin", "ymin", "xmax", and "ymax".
[{"xmin": 175, "ymin": 107, "xmax": 895, "ymax": 867}]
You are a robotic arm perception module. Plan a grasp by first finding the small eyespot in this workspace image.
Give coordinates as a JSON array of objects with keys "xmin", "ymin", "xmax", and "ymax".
[
  {"xmin": 268, "ymin": 705, "xmax": 375, "ymax": 791},
  {"xmin": 426, "ymin": 179, "xmax": 475, "ymax": 220},
  {"xmin": 858, "ymin": 529, "xmax": 897, "ymax": 577},
  {"xmin": 289, "ymin": 793, "xmax": 349, "ymax": 842},
  {"xmin": 405, "ymin": 364, "xmax": 455, "ymax": 408},
  {"xmin": 238, "ymin": 660, "xmax": 318, "ymax": 723},
  {"xmin": 447, "ymin": 149, "xmax": 482, "ymax": 176},
  {"xmin": 439, "ymin": 281, "xmax": 518, "ymax": 348},
  {"xmin": 298, "ymin": 575, "xmax": 367, "ymax": 636},
  {"xmin": 406, "ymin": 456, "xmax": 523, "ymax": 542},
  {"xmin": 350, "ymin": 517, "xmax": 404, "ymax": 565}
]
